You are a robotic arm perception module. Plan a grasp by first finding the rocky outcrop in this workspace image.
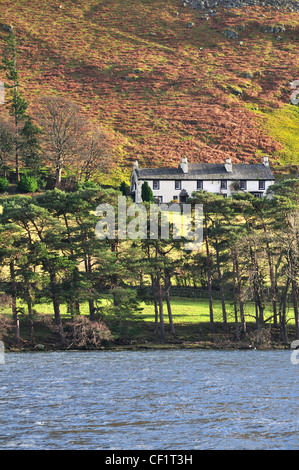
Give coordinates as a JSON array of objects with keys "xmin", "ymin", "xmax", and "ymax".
[
  {"xmin": 182, "ymin": 0, "xmax": 299, "ymax": 11},
  {"xmin": 223, "ymin": 29, "xmax": 239, "ymax": 39},
  {"xmin": 262, "ymin": 25, "xmax": 286, "ymax": 33}
]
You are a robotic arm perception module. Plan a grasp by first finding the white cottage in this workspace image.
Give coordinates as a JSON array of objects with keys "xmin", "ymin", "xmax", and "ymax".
[{"xmin": 130, "ymin": 157, "xmax": 275, "ymax": 203}]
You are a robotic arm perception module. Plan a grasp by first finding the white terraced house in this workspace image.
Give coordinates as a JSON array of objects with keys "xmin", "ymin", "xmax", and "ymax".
[{"xmin": 130, "ymin": 157, "xmax": 275, "ymax": 203}]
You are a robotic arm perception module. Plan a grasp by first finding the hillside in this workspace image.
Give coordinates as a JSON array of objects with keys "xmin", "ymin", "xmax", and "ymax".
[{"xmin": 0, "ymin": 0, "xmax": 299, "ymax": 183}]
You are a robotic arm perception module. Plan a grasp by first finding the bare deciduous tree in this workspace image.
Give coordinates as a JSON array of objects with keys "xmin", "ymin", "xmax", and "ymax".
[
  {"xmin": 37, "ymin": 96, "xmax": 87, "ymax": 187},
  {"xmin": 37, "ymin": 96, "xmax": 113, "ymax": 187},
  {"xmin": 76, "ymin": 126, "xmax": 113, "ymax": 182}
]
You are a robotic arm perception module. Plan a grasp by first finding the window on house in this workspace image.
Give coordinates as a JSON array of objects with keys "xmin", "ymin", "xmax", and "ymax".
[
  {"xmin": 175, "ymin": 180, "xmax": 181, "ymax": 190},
  {"xmin": 240, "ymin": 180, "xmax": 247, "ymax": 190},
  {"xmin": 221, "ymin": 180, "xmax": 227, "ymax": 190},
  {"xmin": 173, "ymin": 196, "xmax": 178, "ymax": 201},
  {"xmin": 259, "ymin": 180, "xmax": 265, "ymax": 190},
  {"xmin": 197, "ymin": 180, "xmax": 203, "ymax": 190},
  {"xmin": 153, "ymin": 180, "xmax": 160, "ymax": 190}
]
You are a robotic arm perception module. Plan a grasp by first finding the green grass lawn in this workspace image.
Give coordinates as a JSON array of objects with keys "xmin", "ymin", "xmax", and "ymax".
[
  {"xmin": 1, "ymin": 295, "xmax": 295, "ymax": 325},
  {"xmin": 1, "ymin": 295, "xmax": 296, "ymax": 348}
]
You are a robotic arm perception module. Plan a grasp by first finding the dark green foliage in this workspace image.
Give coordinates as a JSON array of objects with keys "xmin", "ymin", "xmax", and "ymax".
[
  {"xmin": 1, "ymin": 31, "xmax": 42, "ymax": 180},
  {"xmin": 0, "ymin": 181, "xmax": 297, "ymax": 347},
  {"xmin": 17, "ymin": 175, "xmax": 38, "ymax": 193},
  {"xmin": 0, "ymin": 177, "xmax": 9, "ymax": 192},
  {"xmin": 20, "ymin": 116, "xmax": 42, "ymax": 173},
  {"xmin": 120, "ymin": 181, "xmax": 130, "ymax": 196},
  {"xmin": 141, "ymin": 181, "xmax": 153, "ymax": 202}
]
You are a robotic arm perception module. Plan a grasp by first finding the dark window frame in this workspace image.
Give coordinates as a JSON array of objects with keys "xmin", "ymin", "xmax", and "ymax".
[
  {"xmin": 221, "ymin": 180, "xmax": 227, "ymax": 190},
  {"xmin": 175, "ymin": 180, "xmax": 181, "ymax": 190},
  {"xmin": 240, "ymin": 180, "xmax": 247, "ymax": 190},
  {"xmin": 259, "ymin": 180, "xmax": 265, "ymax": 190},
  {"xmin": 197, "ymin": 180, "xmax": 203, "ymax": 190},
  {"xmin": 153, "ymin": 180, "xmax": 160, "ymax": 190}
]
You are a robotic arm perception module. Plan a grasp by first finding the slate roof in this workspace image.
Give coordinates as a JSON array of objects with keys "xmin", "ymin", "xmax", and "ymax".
[{"xmin": 136, "ymin": 163, "xmax": 275, "ymax": 181}]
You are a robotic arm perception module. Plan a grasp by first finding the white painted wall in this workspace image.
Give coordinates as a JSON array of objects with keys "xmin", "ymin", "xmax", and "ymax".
[
  {"xmin": 140, "ymin": 179, "xmax": 272, "ymax": 202},
  {"xmin": 130, "ymin": 169, "xmax": 273, "ymax": 203}
]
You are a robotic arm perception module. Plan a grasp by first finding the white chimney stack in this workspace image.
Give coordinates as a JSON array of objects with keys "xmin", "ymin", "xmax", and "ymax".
[
  {"xmin": 225, "ymin": 157, "xmax": 232, "ymax": 173},
  {"xmin": 180, "ymin": 157, "xmax": 188, "ymax": 174},
  {"xmin": 133, "ymin": 160, "xmax": 138, "ymax": 169},
  {"xmin": 263, "ymin": 156, "xmax": 269, "ymax": 167}
]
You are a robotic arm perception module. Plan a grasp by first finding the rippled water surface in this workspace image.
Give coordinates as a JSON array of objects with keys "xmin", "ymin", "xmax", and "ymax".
[{"xmin": 0, "ymin": 349, "xmax": 298, "ymax": 450}]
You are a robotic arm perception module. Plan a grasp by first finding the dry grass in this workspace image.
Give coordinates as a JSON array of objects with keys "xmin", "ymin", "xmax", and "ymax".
[{"xmin": 0, "ymin": 0, "xmax": 298, "ymax": 183}]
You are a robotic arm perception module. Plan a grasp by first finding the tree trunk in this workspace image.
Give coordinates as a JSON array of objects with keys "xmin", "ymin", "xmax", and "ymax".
[
  {"xmin": 83, "ymin": 247, "xmax": 95, "ymax": 321},
  {"xmin": 10, "ymin": 260, "xmax": 20, "ymax": 342},
  {"xmin": 151, "ymin": 275, "xmax": 159, "ymax": 333},
  {"xmin": 262, "ymin": 222, "xmax": 278, "ymax": 327},
  {"xmin": 88, "ymin": 299, "xmax": 96, "ymax": 321},
  {"xmin": 27, "ymin": 291, "xmax": 34, "ymax": 341},
  {"xmin": 249, "ymin": 245, "xmax": 264, "ymax": 330},
  {"xmin": 234, "ymin": 253, "xmax": 246, "ymax": 334},
  {"xmin": 292, "ymin": 281, "xmax": 299, "ymax": 339},
  {"xmin": 215, "ymin": 238, "xmax": 227, "ymax": 332},
  {"xmin": 164, "ymin": 275, "xmax": 175, "ymax": 336},
  {"xmin": 55, "ymin": 165, "xmax": 62, "ymax": 188},
  {"xmin": 157, "ymin": 272, "xmax": 165, "ymax": 340},
  {"xmin": 49, "ymin": 271, "xmax": 63, "ymax": 338},
  {"xmin": 13, "ymin": 47, "xmax": 20, "ymax": 183},
  {"xmin": 15, "ymin": 139, "xmax": 20, "ymax": 182},
  {"xmin": 204, "ymin": 223, "xmax": 214, "ymax": 332},
  {"xmin": 279, "ymin": 278, "xmax": 290, "ymax": 344},
  {"xmin": 232, "ymin": 259, "xmax": 240, "ymax": 341}
]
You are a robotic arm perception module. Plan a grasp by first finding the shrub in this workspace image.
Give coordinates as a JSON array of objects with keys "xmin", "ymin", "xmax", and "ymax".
[
  {"xmin": 120, "ymin": 181, "xmax": 130, "ymax": 196},
  {"xmin": 18, "ymin": 175, "xmax": 38, "ymax": 193},
  {"xmin": 0, "ymin": 177, "xmax": 9, "ymax": 192},
  {"xmin": 67, "ymin": 317, "xmax": 113, "ymax": 348},
  {"xmin": 141, "ymin": 181, "xmax": 153, "ymax": 202}
]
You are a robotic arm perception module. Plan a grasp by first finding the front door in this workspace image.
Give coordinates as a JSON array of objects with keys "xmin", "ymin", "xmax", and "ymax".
[{"xmin": 179, "ymin": 189, "xmax": 189, "ymax": 203}]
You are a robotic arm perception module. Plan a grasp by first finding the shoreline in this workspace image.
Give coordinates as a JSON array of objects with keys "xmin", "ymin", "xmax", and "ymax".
[
  {"xmin": 2, "ymin": 319, "xmax": 296, "ymax": 354},
  {"xmin": 4, "ymin": 340, "xmax": 292, "ymax": 353}
]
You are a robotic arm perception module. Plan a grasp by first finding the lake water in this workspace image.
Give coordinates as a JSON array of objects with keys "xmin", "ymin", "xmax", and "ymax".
[{"xmin": 0, "ymin": 349, "xmax": 298, "ymax": 450}]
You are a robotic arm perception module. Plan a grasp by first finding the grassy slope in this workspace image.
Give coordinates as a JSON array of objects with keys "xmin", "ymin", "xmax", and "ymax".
[
  {"xmin": 2, "ymin": 297, "xmax": 296, "ymax": 349},
  {"xmin": 0, "ymin": 0, "xmax": 298, "ymax": 183},
  {"xmin": 3, "ymin": 296, "xmax": 292, "ymax": 322}
]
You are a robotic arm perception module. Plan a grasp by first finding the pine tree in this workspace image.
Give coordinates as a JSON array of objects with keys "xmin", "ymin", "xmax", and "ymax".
[
  {"xmin": 141, "ymin": 181, "xmax": 153, "ymax": 202},
  {"xmin": 1, "ymin": 30, "xmax": 41, "ymax": 180}
]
